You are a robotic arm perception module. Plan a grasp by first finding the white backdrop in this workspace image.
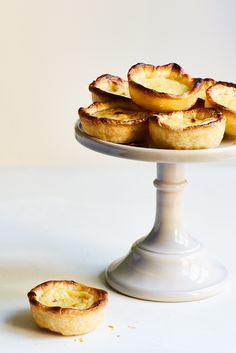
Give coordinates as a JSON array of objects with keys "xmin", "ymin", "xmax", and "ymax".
[{"xmin": 1, "ymin": 0, "xmax": 236, "ymax": 166}]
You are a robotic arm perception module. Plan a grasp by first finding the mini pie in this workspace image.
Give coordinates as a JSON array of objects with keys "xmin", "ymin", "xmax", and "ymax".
[
  {"xmin": 149, "ymin": 108, "xmax": 225, "ymax": 149},
  {"xmin": 205, "ymin": 82, "xmax": 236, "ymax": 136},
  {"xmin": 79, "ymin": 100, "xmax": 149, "ymax": 144},
  {"xmin": 89, "ymin": 74, "xmax": 131, "ymax": 103},
  {"xmin": 128, "ymin": 63, "xmax": 203, "ymax": 112},
  {"xmin": 28, "ymin": 280, "xmax": 108, "ymax": 336}
]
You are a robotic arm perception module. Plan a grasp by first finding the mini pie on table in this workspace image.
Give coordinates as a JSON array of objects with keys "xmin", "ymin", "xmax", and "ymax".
[
  {"xmin": 28, "ymin": 280, "xmax": 108, "ymax": 336},
  {"xmin": 79, "ymin": 100, "xmax": 149, "ymax": 144},
  {"xmin": 89, "ymin": 74, "xmax": 131, "ymax": 103},
  {"xmin": 149, "ymin": 108, "xmax": 225, "ymax": 150},
  {"xmin": 128, "ymin": 63, "xmax": 203, "ymax": 112},
  {"xmin": 205, "ymin": 82, "xmax": 236, "ymax": 136}
]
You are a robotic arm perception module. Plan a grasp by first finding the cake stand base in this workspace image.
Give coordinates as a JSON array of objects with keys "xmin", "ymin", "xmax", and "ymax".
[
  {"xmin": 105, "ymin": 241, "xmax": 228, "ymax": 302},
  {"xmin": 106, "ymin": 163, "xmax": 228, "ymax": 302}
]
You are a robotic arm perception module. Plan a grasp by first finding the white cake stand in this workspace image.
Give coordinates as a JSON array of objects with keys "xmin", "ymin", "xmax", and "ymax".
[{"xmin": 75, "ymin": 122, "xmax": 236, "ymax": 302}]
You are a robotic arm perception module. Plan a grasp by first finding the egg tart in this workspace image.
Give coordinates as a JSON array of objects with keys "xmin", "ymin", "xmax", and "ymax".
[
  {"xmin": 149, "ymin": 108, "xmax": 225, "ymax": 149},
  {"xmin": 79, "ymin": 100, "xmax": 149, "ymax": 144},
  {"xmin": 89, "ymin": 74, "xmax": 131, "ymax": 103},
  {"xmin": 28, "ymin": 280, "xmax": 108, "ymax": 336},
  {"xmin": 205, "ymin": 82, "xmax": 236, "ymax": 136},
  {"xmin": 128, "ymin": 63, "xmax": 203, "ymax": 112}
]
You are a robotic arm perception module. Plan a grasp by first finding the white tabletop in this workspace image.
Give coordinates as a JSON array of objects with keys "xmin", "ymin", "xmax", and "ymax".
[{"xmin": 0, "ymin": 163, "xmax": 236, "ymax": 353}]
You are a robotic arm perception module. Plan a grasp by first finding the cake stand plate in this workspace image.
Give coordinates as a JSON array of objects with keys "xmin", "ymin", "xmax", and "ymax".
[{"xmin": 75, "ymin": 122, "xmax": 236, "ymax": 302}]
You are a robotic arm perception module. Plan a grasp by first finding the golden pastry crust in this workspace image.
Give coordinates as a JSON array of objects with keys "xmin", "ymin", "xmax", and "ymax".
[
  {"xmin": 79, "ymin": 100, "xmax": 149, "ymax": 144},
  {"xmin": 89, "ymin": 74, "xmax": 131, "ymax": 103},
  {"xmin": 28, "ymin": 280, "xmax": 108, "ymax": 336},
  {"xmin": 198, "ymin": 78, "xmax": 216, "ymax": 100},
  {"xmin": 205, "ymin": 82, "xmax": 236, "ymax": 136},
  {"xmin": 149, "ymin": 108, "xmax": 225, "ymax": 149},
  {"xmin": 128, "ymin": 63, "xmax": 203, "ymax": 112}
]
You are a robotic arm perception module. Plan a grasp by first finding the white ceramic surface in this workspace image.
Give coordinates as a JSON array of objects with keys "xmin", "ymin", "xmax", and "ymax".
[
  {"xmin": 106, "ymin": 163, "xmax": 228, "ymax": 302},
  {"xmin": 75, "ymin": 123, "xmax": 235, "ymax": 301}
]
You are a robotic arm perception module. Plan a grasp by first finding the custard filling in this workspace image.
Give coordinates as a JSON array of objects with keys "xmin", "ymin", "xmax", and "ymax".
[
  {"xmin": 99, "ymin": 81, "xmax": 130, "ymax": 97},
  {"xmin": 39, "ymin": 287, "xmax": 95, "ymax": 310},
  {"xmin": 142, "ymin": 78, "xmax": 189, "ymax": 95},
  {"xmin": 92, "ymin": 108, "xmax": 146, "ymax": 121},
  {"xmin": 212, "ymin": 86, "xmax": 236, "ymax": 111},
  {"xmin": 159, "ymin": 111, "xmax": 217, "ymax": 128}
]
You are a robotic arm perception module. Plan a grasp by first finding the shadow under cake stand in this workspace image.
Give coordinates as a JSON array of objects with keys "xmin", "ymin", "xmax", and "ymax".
[{"xmin": 75, "ymin": 123, "xmax": 236, "ymax": 302}]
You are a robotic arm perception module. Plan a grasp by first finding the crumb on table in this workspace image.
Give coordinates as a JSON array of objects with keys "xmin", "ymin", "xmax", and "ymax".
[{"xmin": 108, "ymin": 325, "xmax": 115, "ymax": 330}]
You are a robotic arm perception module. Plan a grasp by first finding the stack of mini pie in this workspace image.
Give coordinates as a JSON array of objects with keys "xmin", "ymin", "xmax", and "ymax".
[{"xmin": 79, "ymin": 63, "xmax": 236, "ymax": 149}]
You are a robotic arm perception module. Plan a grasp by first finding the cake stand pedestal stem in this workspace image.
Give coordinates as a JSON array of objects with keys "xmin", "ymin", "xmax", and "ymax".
[{"xmin": 140, "ymin": 163, "xmax": 199, "ymax": 254}]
